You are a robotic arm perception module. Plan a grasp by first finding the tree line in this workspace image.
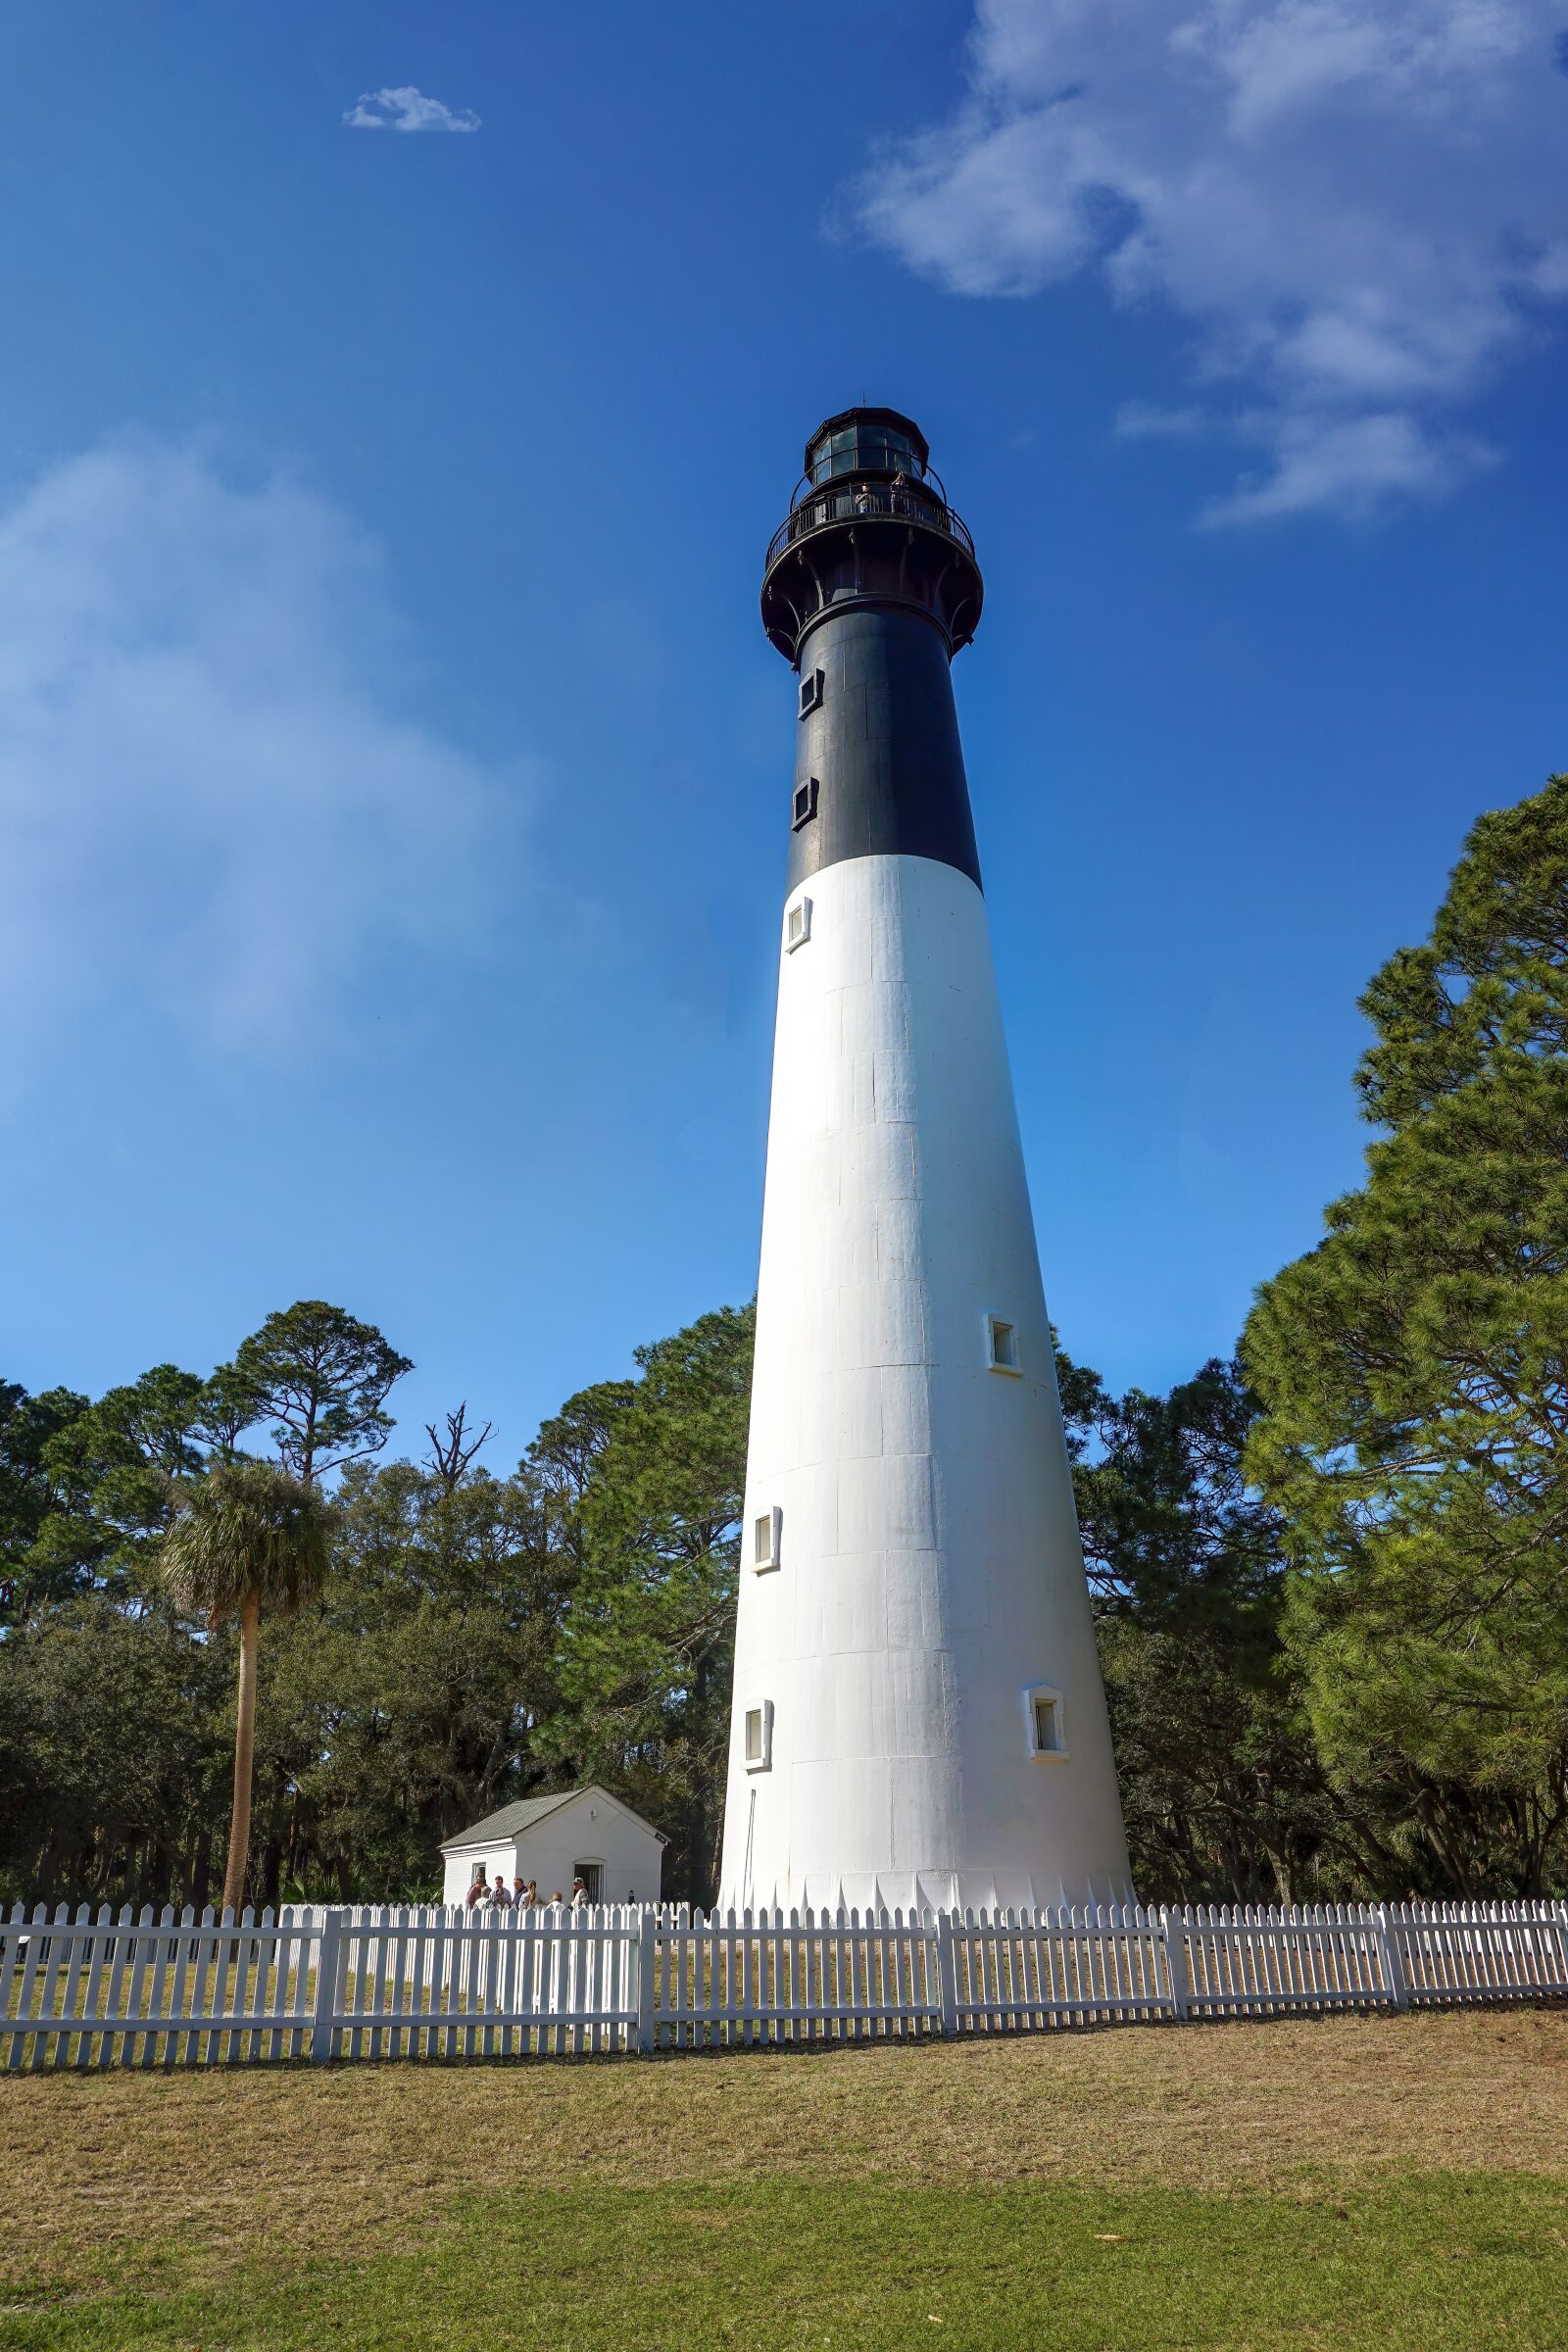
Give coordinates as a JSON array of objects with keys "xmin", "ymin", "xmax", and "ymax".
[
  {"xmin": 2, "ymin": 776, "xmax": 1564, "ymax": 1907},
  {"xmin": 0, "ymin": 1299, "xmax": 751, "ymax": 1911}
]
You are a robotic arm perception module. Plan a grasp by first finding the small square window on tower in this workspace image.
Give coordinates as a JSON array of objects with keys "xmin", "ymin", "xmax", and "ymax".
[
  {"xmin": 1023, "ymin": 1684, "xmax": 1067, "ymax": 1760},
  {"xmin": 792, "ymin": 776, "xmax": 820, "ymax": 830},
  {"xmin": 753, "ymin": 1504, "xmax": 782, "ymax": 1572},
  {"xmin": 986, "ymin": 1314, "xmax": 1021, "ymax": 1374},
  {"xmin": 784, "ymin": 894, "xmax": 812, "ymax": 953},
  {"xmin": 744, "ymin": 1700, "xmax": 774, "ymax": 1772},
  {"xmin": 798, "ymin": 668, "xmax": 824, "ymax": 717}
]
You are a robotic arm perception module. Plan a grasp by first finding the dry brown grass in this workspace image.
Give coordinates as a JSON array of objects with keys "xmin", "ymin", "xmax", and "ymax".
[{"xmin": 2, "ymin": 2006, "xmax": 1565, "ymax": 2295}]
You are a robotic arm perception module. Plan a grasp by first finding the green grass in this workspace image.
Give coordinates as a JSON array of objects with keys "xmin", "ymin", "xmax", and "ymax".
[
  {"xmin": 5, "ymin": 2010, "xmax": 1566, "ymax": 2349},
  {"xmin": 4, "ymin": 2171, "xmax": 1567, "ymax": 2351}
]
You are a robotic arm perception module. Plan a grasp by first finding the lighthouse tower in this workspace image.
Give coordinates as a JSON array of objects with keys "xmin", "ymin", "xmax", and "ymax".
[{"xmin": 719, "ymin": 410, "xmax": 1132, "ymax": 1917}]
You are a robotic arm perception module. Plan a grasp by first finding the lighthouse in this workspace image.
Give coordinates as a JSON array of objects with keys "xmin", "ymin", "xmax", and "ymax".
[{"xmin": 719, "ymin": 409, "xmax": 1132, "ymax": 1917}]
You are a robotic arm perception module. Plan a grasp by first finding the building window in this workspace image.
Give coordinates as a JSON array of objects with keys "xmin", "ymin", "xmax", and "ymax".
[
  {"xmin": 1023, "ymin": 1685, "xmax": 1067, "ymax": 1760},
  {"xmin": 784, "ymin": 895, "xmax": 812, "ymax": 953},
  {"xmin": 792, "ymin": 776, "xmax": 819, "ymax": 830},
  {"xmin": 986, "ymin": 1314, "xmax": 1020, "ymax": 1374},
  {"xmin": 799, "ymin": 668, "xmax": 824, "ymax": 717},
  {"xmin": 754, "ymin": 1504, "xmax": 782, "ymax": 1572},
  {"xmin": 744, "ymin": 1700, "xmax": 774, "ymax": 1772}
]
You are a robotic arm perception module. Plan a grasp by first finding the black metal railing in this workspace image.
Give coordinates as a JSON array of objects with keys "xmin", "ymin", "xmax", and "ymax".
[{"xmin": 764, "ymin": 484, "xmax": 977, "ymax": 573}]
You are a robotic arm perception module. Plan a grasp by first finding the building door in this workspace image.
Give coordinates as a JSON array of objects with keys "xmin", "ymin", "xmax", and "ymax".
[{"xmin": 572, "ymin": 1860, "xmax": 603, "ymax": 1902}]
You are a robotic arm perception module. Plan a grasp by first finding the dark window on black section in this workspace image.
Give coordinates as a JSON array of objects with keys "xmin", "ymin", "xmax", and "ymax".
[
  {"xmin": 792, "ymin": 777, "xmax": 819, "ymax": 830},
  {"xmin": 799, "ymin": 668, "xmax": 824, "ymax": 717}
]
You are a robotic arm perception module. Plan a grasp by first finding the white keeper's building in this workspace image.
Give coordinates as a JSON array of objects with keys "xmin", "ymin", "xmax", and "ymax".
[{"xmin": 439, "ymin": 1786, "xmax": 665, "ymax": 1908}]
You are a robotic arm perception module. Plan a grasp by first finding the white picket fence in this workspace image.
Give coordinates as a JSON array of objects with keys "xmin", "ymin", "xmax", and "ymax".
[{"xmin": 2, "ymin": 1898, "xmax": 1564, "ymax": 2072}]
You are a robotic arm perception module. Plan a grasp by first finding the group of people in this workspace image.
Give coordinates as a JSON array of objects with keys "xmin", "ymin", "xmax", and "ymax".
[
  {"xmin": 852, "ymin": 471, "xmax": 912, "ymax": 516},
  {"xmin": 464, "ymin": 1872, "xmax": 594, "ymax": 1912}
]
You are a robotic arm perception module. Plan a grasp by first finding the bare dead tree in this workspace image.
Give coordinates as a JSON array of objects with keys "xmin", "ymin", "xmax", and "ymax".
[{"xmin": 423, "ymin": 1402, "xmax": 495, "ymax": 1495}]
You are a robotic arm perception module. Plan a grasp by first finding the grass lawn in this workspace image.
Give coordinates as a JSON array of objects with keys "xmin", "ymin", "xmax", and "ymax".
[{"xmin": 2, "ymin": 2007, "xmax": 1566, "ymax": 2349}]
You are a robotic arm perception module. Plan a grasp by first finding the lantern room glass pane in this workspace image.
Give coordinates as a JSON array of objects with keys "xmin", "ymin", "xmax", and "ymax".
[{"xmin": 808, "ymin": 422, "xmax": 929, "ymax": 489}]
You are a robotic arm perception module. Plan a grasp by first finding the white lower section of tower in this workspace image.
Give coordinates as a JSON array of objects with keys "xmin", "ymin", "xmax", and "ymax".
[{"xmin": 719, "ymin": 852, "xmax": 1132, "ymax": 1917}]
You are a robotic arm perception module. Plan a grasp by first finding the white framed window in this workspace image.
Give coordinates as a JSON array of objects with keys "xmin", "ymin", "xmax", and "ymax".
[
  {"xmin": 753, "ymin": 1504, "xmax": 782, "ymax": 1572},
  {"xmin": 784, "ymin": 895, "xmax": 812, "ymax": 953},
  {"xmin": 744, "ymin": 1699, "xmax": 774, "ymax": 1772},
  {"xmin": 986, "ymin": 1314, "xmax": 1021, "ymax": 1375},
  {"xmin": 798, "ymin": 668, "xmax": 824, "ymax": 717},
  {"xmin": 1023, "ymin": 1684, "xmax": 1067, "ymax": 1760},
  {"xmin": 792, "ymin": 776, "xmax": 819, "ymax": 830}
]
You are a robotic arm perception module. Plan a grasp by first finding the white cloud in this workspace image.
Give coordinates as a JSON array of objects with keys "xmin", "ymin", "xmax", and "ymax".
[
  {"xmin": 0, "ymin": 441, "xmax": 521, "ymax": 1063},
  {"xmin": 851, "ymin": 1, "xmax": 1568, "ymax": 519},
  {"xmin": 343, "ymin": 86, "xmax": 480, "ymax": 133},
  {"xmin": 1201, "ymin": 409, "xmax": 1494, "ymax": 523},
  {"xmin": 1114, "ymin": 400, "xmax": 1209, "ymax": 438}
]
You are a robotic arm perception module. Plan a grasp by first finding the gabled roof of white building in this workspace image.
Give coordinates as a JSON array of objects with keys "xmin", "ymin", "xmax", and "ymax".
[{"xmin": 439, "ymin": 1783, "xmax": 664, "ymax": 1854}]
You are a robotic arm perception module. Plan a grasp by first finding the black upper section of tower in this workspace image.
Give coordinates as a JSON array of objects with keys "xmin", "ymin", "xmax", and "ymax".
[
  {"xmin": 760, "ymin": 407, "xmax": 984, "ymax": 665},
  {"xmin": 766, "ymin": 408, "xmax": 985, "ymax": 896}
]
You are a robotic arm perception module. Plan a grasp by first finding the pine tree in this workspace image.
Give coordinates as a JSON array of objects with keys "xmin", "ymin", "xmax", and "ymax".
[
  {"xmin": 1244, "ymin": 777, "xmax": 1568, "ymax": 1892},
  {"xmin": 549, "ymin": 1304, "xmax": 753, "ymax": 1903}
]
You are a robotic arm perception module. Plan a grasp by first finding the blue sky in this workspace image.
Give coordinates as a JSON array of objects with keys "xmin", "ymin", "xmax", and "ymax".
[{"xmin": 2, "ymin": 0, "xmax": 1564, "ymax": 1465}]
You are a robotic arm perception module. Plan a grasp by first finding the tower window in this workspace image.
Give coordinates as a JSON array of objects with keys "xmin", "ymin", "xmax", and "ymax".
[
  {"xmin": 754, "ymin": 1504, "xmax": 781, "ymax": 1572},
  {"xmin": 1023, "ymin": 1685, "xmax": 1067, "ymax": 1759},
  {"xmin": 986, "ymin": 1315, "xmax": 1020, "ymax": 1374},
  {"xmin": 792, "ymin": 776, "xmax": 819, "ymax": 830},
  {"xmin": 784, "ymin": 895, "xmax": 812, "ymax": 953},
  {"xmin": 799, "ymin": 668, "xmax": 824, "ymax": 717},
  {"xmin": 744, "ymin": 1701, "xmax": 774, "ymax": 1772}
]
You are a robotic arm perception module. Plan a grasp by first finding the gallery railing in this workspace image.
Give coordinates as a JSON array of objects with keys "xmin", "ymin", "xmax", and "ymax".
[{"xmin": 764, "ymin": 483, "xmax": 977, "ymax": 574}]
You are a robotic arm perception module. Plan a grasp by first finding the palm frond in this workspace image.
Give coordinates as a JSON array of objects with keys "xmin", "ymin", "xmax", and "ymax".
[{"xmin": 162, "ymin": 1459, "xmax": 332, "ymax": 1625}]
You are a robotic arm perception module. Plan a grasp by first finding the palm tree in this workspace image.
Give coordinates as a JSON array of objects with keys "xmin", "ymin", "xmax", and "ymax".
[{"xmin": 163, "ymin": 1459, "xmax": 332, "ymax": 1917}]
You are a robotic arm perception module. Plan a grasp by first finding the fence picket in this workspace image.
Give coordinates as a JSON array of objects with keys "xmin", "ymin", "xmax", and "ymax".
[
  {"xmin": 58, "ymin": 1900, "xmax": 99, "ymax": 2070},
  {"xmin": 26, "ymin": 1907, "xmax": 64, "ymax": 2071},
  {"xmin": 96, "ymin": 1907, "xmax": 131, "ymax": 2069},
  {"xmin": 6, "ymin": 1907, "xmax": 43, "ymax": 2069},
  {"xmin": 239, "ymin": 1907, "xmax": 270, "ymax": 2064},
  {"xmin": 0, "ymin": 1906, "xmax": 22, "ymax": 2056},
  {"xmin": 199, "ymin": 1910, "xmax": 228, "ymax": 2066}
]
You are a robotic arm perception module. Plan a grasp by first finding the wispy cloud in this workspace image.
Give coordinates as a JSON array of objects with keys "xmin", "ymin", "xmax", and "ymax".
[
  {"xmin": 1114, "ymin": 400, "xmax": 1208, "ymax": 440},
  {"xmin": 1200, "ymin": 410, "xmax": 1494, "ymax": 526},
  {"xmin": 849, "ymin": 1, "xmax": 1567, "ymax": 521},
  {"xmin": 0, "ymin": 441, "xmax": 523, "ymax": 1069},
  {"xmin": 343, "ymin": 85, "xmax": 480, "ymax": 133}
]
